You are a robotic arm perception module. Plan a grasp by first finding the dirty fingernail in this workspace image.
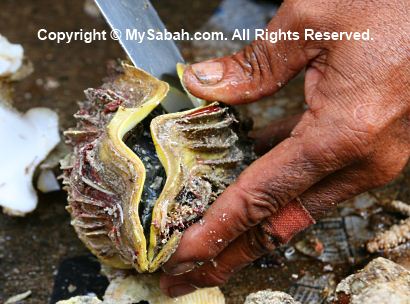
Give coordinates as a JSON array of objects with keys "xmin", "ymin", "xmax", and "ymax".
[
  {"xmin": 165, "ymin": 262, "xmax": 196, "ymax": 275},
  {"xmin": 191, "ymin": 62, "xmax": 223, "ymax": 85},
  {"xmin": 168, "ymin": 284, "xmax": 197, "ymax": 298}
]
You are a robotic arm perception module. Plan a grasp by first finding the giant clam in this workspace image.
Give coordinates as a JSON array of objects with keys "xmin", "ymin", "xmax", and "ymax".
[{"xmin": 61, "ymin": 63, "xmax": 254, "ymax": 272}]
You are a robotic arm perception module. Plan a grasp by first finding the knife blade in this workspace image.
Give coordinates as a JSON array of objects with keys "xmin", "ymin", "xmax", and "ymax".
[
  {"xmin": 94, "ymin": 0, "xmax": 194, "ymax": 111},
  {"xmin": 94, "ymin": 0, "xmax": 184, "ymax": 78}
]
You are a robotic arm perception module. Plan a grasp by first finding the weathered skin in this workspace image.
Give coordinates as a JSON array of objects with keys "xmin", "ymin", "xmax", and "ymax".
[{"xmin": 160, "ymin": 0, "xmax": 410, "ymax": 297}]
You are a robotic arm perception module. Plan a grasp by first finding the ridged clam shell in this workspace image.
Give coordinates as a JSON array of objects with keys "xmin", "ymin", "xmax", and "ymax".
[{"xmin": 61, "ymin": 63, "xmax": 253, "ymax": 272}]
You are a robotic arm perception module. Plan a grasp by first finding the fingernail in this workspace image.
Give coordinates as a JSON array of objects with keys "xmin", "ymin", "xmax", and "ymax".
[
  {"xmin": 191, "ymin": 62, "xmax": 223, "ymax": 85},
  {"xmin": 168, "ymin": 284, "xmax": 197, "ymax": 298},
  {"xmin": 165, "ymin": 262, "xmax": 196, "ymax": 275}
]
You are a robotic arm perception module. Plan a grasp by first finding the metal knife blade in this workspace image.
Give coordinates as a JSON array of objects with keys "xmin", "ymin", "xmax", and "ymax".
[
  {"xmin": 94, "ymin": 0, "xmax": 184, "ymax": 79},
  {"xmin": 94, "ymin": 0, "xmax": 195, "ymax": 112}
]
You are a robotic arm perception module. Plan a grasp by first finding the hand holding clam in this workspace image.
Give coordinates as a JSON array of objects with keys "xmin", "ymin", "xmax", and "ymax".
[{"xmin": 160, "ymin": 0, "xmax": 410, "ymax": 297}]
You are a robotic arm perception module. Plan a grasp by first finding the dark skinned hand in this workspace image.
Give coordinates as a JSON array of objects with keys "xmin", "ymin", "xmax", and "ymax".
[{"xmin": 161, "ymin": 0, "xmax": 410, "ymax": 297}]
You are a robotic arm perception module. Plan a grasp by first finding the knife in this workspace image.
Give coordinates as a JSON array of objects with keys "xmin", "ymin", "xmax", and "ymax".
[{"xmin": 94, "ymin": 0, "xmax": 194, "ymax": 112}]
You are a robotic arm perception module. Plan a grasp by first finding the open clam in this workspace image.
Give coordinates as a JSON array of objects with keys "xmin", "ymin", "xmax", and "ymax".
[{"xmin": 61, "ymin": 63, "xmax": 253, "ymax": 272}]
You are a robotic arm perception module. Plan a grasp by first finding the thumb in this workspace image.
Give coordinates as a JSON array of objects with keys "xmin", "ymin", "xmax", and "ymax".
[{"xmin": 183, "ymin": 1, "xmax": 319, "ymax": 104}]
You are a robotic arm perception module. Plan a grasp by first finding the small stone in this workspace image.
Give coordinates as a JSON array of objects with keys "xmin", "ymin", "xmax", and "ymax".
[
  {"xmin": 244, "ymin": 290, "xmax": 301, "ymax": 304},
  {"xmin": 67, "ymin": 284, "xmax": 77, "ymax": 293},
  {"xmin": 44, "ymin": 77, "xmax": 60, "ymax": 90},
  {"xmin": 323, "ymin": 264, "xmax": 333, "ymax": 272},
  {"xmin": 83, "ymin": 0, "xmax": 101, "ymax": 18},
  {"xmin": 295, "ymin": 236, "xmax": 324, "ymax": 258}
]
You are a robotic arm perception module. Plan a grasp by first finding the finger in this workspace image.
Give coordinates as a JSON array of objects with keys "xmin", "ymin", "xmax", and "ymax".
[
  {"xmin": 261, "ymin": 165, "xmax": 375, "ymax": 246},
  {"xmin": 160, "ymin": 156, "xmax": 408, "ymax": 298},
  {"xmin": 161, "ymin": 149, "xmax": 410, "ymax": 298},
  {"xmin": 183, "ymin": 1, "xmax": 321, "ymax": 104},
  {"xmin": 163, "ymin": 113, "xmax": 358, "ymax": 274},
  {"xmin": 300, "ymin": 167, "xmax": 377, "ymax": 219},
  {"xmin": 264, "ymin": 115, "xmax": 410, "ymax": 240},
  {"xmin": 162, "ymin": 164, "xmax": 375, "ymax": 297},
  {"xmin": 250, "ymin": 114, "xmax": 303, "ymax": 154},
  {"xmin": 300, "ymin": 139, "xmax": 410, "ymax": 219},
  {"xmin": 160, "ymin": 226, "xmax": 274, "ymax": 297}
]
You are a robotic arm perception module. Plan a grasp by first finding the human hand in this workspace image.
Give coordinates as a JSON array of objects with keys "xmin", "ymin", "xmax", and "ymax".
[{"xmin": 161, "ymin": 0, "xmax": 410, "ymax": 297}]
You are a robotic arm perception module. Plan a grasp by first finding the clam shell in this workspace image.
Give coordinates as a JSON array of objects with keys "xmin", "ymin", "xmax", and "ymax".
[{"xmin": 62, "ymin": 63, "xmax": 254, "ymax": 272}]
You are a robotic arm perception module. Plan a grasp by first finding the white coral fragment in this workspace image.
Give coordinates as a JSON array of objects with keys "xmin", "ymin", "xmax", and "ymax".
[
  {"xmin": 0, "ymin": 104, "xmax": 60, "ymax": 215},
  {"xmin": 104, "ymin": 274, "xmax": 225, "ymax": 304},
  {"xmin": 57, "ymin": 273, "xmax": 225, "ymax": 304},
  {"xmin": 37, "ymin": 168, "xmax": 61, "ymax": 193},
  {"xmin": 0, "ymin": 35, "xmax": 24, "ymax": 77}
]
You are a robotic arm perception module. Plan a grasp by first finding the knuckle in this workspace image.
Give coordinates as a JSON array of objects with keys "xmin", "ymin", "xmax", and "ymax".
[
  {"xmin": 235, "ymin": 179, "xmax": 282, "ymax": 226},
  {"xmin": 240, "ymin": 42, "xmax": 274, "ymax": 86},
  {"xmin": 228, "ymin": 41, "xmax": 277, "ymax": 101}
]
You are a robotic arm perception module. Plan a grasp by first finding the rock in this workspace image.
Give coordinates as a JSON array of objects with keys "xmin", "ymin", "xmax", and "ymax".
[
  {"xmin": 244, "ymin": 290, "xmax": 301, "ymax": 304},
  {"xmin": 334, "ymin": 257, "xmax": 410, "ymax": 304}
]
